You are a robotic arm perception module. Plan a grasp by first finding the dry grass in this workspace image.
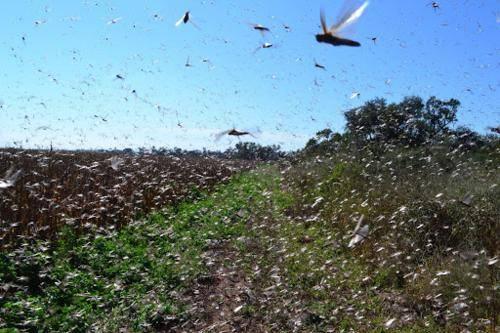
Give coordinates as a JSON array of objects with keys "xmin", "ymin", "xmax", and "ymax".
[
  {"xmin": 278, "ymin": 143, "xmax": 499, "ymax": 331},
  {"xmin": 0, "ymin": 149, "xmax": 250, "ymax": 248}
]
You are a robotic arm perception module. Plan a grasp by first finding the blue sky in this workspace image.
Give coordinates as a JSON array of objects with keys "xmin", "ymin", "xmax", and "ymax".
[{"xmin": 0, "ymin": 0, "xmax": 498, "ymax": 151}]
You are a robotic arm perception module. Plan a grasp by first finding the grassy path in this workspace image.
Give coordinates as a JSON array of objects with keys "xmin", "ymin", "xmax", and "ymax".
[
  {"xmin": 1, "ymin": 165, "xmax": 497, "ymax": 332},
  {"xmin": 0, "ymin": 168, "xmax": 280, "ymax": 332}
]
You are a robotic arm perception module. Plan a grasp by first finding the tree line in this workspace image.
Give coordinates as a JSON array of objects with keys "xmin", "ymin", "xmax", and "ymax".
[{"xmin": 305, "ymin": 95, "xmax": 499, "ymax": 155}]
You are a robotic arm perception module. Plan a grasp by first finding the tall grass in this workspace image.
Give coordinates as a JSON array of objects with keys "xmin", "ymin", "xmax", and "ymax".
[
  {"xmin": 280, "ymin": 142, "xmax": 499, "ymax": 331},
  {"xmin": 0, "ymin": 149, "xmax": 249, "ymax": 248}
]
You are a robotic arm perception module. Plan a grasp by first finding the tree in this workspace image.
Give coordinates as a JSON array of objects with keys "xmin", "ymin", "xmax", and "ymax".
[
  {"xmin": 304, "ymin": 129, "xmax": 343, "ymax": 154},
  {"xmin": 423, "ymin": 96, "xmax": 459, "ymax": 138},
  {"xmin": 227, "ymin": 142, "xmax": 284, "ymax": 161},
  {"xmin": 344, "ymin": 96, "xmax": 460, "ymax": 146}
]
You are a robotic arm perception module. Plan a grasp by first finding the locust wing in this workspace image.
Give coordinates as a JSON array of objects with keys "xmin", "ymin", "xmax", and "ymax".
[
  {"xmin": 320, "ymin": 9, "xmax": 329, "ymax": 34},
  {"xmin": 214, "ymin": 130, "xmax": 231, "ymax": 142},
  {"xmin": 331, "ymin": 1, "xmax": 369, "ymax": 34}
]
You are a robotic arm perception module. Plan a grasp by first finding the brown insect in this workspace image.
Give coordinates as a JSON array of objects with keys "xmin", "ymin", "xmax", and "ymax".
[
  {"xmin": 215, "ymin": 129, "xmax": 256, "ymax": 141},
  {"xmin": 316, "ymin": 1, "xmax": 369, "ymax": 47}
]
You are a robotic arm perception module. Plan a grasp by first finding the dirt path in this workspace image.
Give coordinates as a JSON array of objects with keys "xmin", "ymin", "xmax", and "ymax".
[{"xmin": 169, "ymin": 240, "xmax": 266, "ymax": 333}]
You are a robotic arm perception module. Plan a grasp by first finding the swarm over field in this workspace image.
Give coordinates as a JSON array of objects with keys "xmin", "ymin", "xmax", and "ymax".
[
  {"xmin": 0, "ymin": 96, "xmax": 498, "ymax": 332},
  {"xmin": 0, "ymin": 150, "xmax": 249, "ymax": 248}
]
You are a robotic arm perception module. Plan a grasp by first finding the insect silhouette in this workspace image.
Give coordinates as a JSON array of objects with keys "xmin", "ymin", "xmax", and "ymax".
[
  {"xmin": 316, "ymin": 1, "xmax": 369, "ymax": 47},
  {"xmin": 175, "ymin": 11, "xmax": 190, "ymax": 26},
  {"xmin": 254, "ymin": 24, "xmax": 269, "ymax": 32},
  {"xmin": 215, "ymin": 129, "xmax": 256, "ymax": 141},
  {"xmin": 350, "ymin": 92, "xmax": 361, "ymax": 99},
  {"xmin": 314, "ymin": 59, "xmax": 326, "ymax": 70},
  {"xmin": 429, "ymin": 1, "xmax": 440, "ymax": 10},
  {"xmin": 250, "ymin": 23, "xmax": 271, "ymax": 36},
  {"xmin": 175, "ymin": 11, "xmax": 200, "ymax": 29}
]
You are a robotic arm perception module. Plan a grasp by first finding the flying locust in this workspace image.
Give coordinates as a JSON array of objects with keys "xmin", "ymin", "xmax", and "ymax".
[{"xmin": 316, "ymin": 1, "xmax": 369, "ymax": 47}]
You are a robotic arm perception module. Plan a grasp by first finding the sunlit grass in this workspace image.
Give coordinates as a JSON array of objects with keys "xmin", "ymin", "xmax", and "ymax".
[
  {"xmin": 0, "ymin": 171, "xmax": 268, "ymax": 332},
  {"xmin": 1, "ymin": 142, "xmax": 498, "ymax": 332}
]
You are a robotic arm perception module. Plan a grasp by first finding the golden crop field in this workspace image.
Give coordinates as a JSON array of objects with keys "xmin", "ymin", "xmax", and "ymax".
[{"xmin": 0, "ymin": 149, "xmax": 249, "ymax": 248}]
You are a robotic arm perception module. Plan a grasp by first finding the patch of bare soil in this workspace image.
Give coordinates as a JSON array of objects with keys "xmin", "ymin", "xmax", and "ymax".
[{"xmin": 167, "ymin": 241, "xmax": 266, "ymax": 333}]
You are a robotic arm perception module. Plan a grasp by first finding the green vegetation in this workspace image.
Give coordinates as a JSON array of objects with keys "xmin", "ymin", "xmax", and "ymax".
[
  {"xmin": 1, "ymin": 96, "xmax": 498, "ymax": 332},
  {"xmin": 0, "ymin": 171, "xmax": 274, "ymax": 332},
  {"xmin": 275, "ymin": 146, "xmax": 498, "ymax": 332},
  {"xmin": 270, "ymin": 96, "xmax": 499, "ymax": 332}
]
